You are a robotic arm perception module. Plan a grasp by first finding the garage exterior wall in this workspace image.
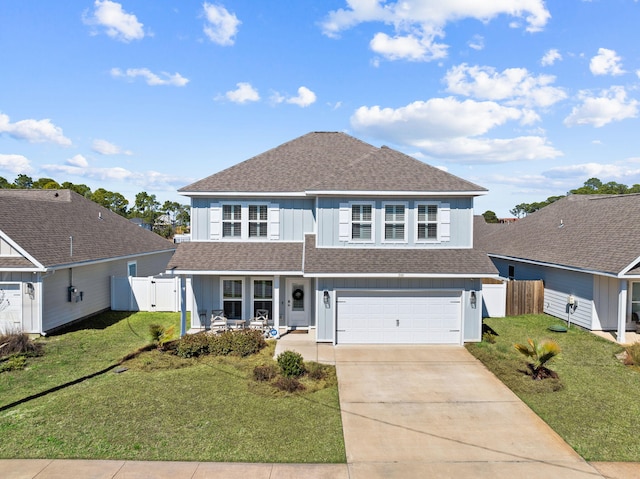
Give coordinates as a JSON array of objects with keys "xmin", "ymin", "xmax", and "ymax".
[{"xmin": 315, "ymin": 277, "xmax": 483, "ymax": 343}]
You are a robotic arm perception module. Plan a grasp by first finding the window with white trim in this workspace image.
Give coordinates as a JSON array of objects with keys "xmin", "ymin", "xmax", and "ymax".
[
  {"xmin": 222, "ymin": 278, "xmax": 243, "ymax": 319},
  {"xmin": 383, "ymin": 203, "xmax": 406, "ymax": 242},
  {"xmin": 127, "ymin": 261, "xmax": 137, "ymax": 277},
  {"xmin": 252, "ymin": 279, "xmax": 273, "ymax": 319},
  {"xmin": 417, "ymin": 204, "xmax": 438, "ymax": 241},
  {"xmin": 222, "ymin": 204, "xmax": 242, "ymax": 238},
  {"xmin": 631, "ymin": 283, "xmax": 640, "ymax": 321},
  {"xmin": 351, "ymin": 204, "xmax": 372, "ymax": 241},
  {"xmin": 248, "ymin": 204, "xmax": 268, "ymax": 238}
]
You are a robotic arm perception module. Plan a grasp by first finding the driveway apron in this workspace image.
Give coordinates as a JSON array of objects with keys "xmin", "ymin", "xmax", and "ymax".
[{"xmin": 334, "ymin": 345, "xmax": 603, "ymax": 479}]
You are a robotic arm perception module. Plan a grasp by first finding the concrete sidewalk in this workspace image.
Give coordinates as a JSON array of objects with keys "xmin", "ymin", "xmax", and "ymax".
[{"xmin": 2, "ymin": 335, "xmax": 640, "ymax": 478}]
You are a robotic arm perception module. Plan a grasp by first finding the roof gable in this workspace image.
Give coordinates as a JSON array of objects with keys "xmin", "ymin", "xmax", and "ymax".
[
  {"xmin": 0, "ymin": 190, "xmax": 174, "ymax": 269},
  {"xmin": 480, "ymin": 194, "xmax": 640, "ymax": 275},
  {"xmin": 180, "ymin": 132, "xmax": 486, "ymax": 195}
]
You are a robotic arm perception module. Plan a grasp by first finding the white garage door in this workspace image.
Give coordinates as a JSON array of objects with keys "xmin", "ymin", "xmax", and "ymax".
[{"xmin": 336, "ymin": 290, "xmax": 462, "ymax": 344}]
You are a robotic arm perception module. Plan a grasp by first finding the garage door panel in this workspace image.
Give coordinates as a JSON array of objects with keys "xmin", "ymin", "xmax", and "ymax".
[{"xmin": 337, "ymin": 291, "xmax": 462, "ymax": 344}]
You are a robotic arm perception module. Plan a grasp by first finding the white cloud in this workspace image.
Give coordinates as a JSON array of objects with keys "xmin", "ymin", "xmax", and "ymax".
[
  {"xmin": 270, "ymin": 87, "xmax": 317, "ymax": 107},
  {"xmin": 83, "ymin": 0, "xmax": 145, "ymax": 42},
  {"xmin": 590, "ymin": 48, "xmax": 625, "ymax": 76},
  {"xmin": 544, "ymin": 162, "xmax": 640, "ymax": 180},
  {"xmin": 0, "ymin": 112, "xmax": 72, "ymax": 146},
  {"xmin": 321, "ymin": 1, "xmax": 550, "ymax": 62},
  {"xmin": 224, "ymin": 82, "xmax": 260, "ymax": 103},
  {"xmin": 67, "ymin": 154, "xmax": 89, "ymax": 167},
  {"xmin": 541, "ymin": 48, "xmax": 561, "ymax": 66},
  {"xmin": 203, "ymin": 2, "xmax": 241, "ymax": 46},
  {"xmin": 468, "ymin": 34, "xmax": 484, "ymax": 51},
  {"xmin": 0, "ymin": 154, "xmax": 33, "ymax": 174},
  {"xmin": 92, "ymin": 139, "xmax": 132, "ymax": 155},
  {"xmin": 110, "ymin": 68, "xmax": 189, "ymax": 86},
  {"xmin": 286, "ymin": 86, "xmax": 317, "ymax": 107},
  {"xmin": 564, "ymin": 86, "xmax": 638, "ymax": 127},
  {"xmin": 444, "ymin": 63, "xmax": 567, "ymax": 108},
  {"xmin": 350, "ymin": 97, "xmax": 562, "ymax": 163}
]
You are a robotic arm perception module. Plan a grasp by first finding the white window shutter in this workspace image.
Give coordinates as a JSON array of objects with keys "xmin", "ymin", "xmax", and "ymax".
[
  {"xmin": 210, "ymin": 203, "xmax": 221, "ymax": 240},
  {"xmin": 339, "ymin": 203, "xmax": 350, "ymax": 241},
  {"xmin": 440, "ymin": 203, "xmax": 450, "ymax": 242},
  {"xmin": 269, "ymin": 203, "xmax": 280, "ymax": 240}
]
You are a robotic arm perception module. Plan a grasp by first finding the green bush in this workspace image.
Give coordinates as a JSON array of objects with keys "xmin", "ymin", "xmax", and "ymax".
[
  {"xmin": 208, "ymin": 329, "xmax": 266, "ymax": 357},
  {"xmin": 148, "ymin": 323, "xmax": 175, "ymax": 348},
  {"xmin": 277, "ymin": 350, "xmax": 306, "ymax": 378},
  {"xmin": 175, "ymin": 333, "xmax": 210, "ymax": 358},
  {"xmin": 274, "ymin": 376, "xmax": 305, "ymax": 392},
  {"xmin": 253, "ymin": 364, "xmax": 278, "ymax": 382},
  {"xmin": 0, "ymin": 354, "xmax": 27, "ymax": 372}
]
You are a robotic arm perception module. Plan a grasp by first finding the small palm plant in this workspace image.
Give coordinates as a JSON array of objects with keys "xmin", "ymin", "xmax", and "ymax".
[
  {"xmin": 514, "ymin": 338, "xmax": 561, "ymax": 380},
  {"xmin": 148, "ymin": 323, "xmax": 175, "ymax": 350}
]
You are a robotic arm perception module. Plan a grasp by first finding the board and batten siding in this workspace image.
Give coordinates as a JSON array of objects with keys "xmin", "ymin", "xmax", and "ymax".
[
  {"xmin": 0, "ymin": 273, "xmax": 42, "ymax": 334},
  {"xmin": 42, "ymin": 251, "xmax": 174, "ymax": 332},
  {"xmin": 316, "ymin": 197, "xmax": 474, "ymax": 248},
  {"xmin": 315, "ymin": 277, "xmax": 482, "ymax": 343},
  {"xmin": 189, "ymin": 197, "xmax": 315, "ymax": 242},
  {"xmin": 0, "ymin": 236, "xmax": 22, "ymax": 256}
]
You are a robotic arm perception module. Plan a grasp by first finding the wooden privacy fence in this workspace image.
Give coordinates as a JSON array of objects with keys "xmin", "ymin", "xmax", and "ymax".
[{"xmin": 506, "ymin": 280, "xmax": 544, "ymax": 316}]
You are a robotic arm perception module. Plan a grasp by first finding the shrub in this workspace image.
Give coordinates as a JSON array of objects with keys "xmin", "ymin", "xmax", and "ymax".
[
  {"xmin": 148, "ymin": 323, "xmax": 175, "ymax": 348},
  {"xmin": 277, "ymin": 350, "xmax": 306, "ymax": 378},
  {"xmin": 0, "ymin": 355, "xmax": 27, "ymax": 372},
  {"xmin": 274, "ymin": 376, "xmax": 305, "ymax": 393},
  {"xmin": 208, "ymin": 329, "xmax": 266, "ymax": 357},
  {"xmin": 0, "ymin": 331, "xmax": 43, "ymax": 359},
  {"xmin": 175, "ymin": 333, "xmax": 210, "ymax": 358},
  {"xmin": 253, "ymin": 364, "xmax": 278, "ymax": 382},
  {"xmin": 625, "ymin": 342, "xmax": 640, "ymax": 366},
  {"xmin": 514, "ymin": 338, "xmax": 561, "ymax": 380}
]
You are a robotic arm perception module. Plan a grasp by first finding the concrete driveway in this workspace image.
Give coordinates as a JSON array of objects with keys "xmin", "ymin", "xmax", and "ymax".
[{"xmin": 334, "ymin": 345, "xmax": 603, "ymax": 479}]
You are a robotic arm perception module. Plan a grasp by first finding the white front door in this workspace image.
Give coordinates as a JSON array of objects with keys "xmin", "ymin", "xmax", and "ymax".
[{"xmin": 286, "ymin": 278, "xmax": 310, "ymax": 328}]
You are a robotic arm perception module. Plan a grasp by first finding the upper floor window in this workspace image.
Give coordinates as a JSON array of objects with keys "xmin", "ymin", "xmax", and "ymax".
[
  {"xmin": 211, "ymin": 202, "xmax": 279, "ymax": 241},
  {"xmin": 384, "ymin": 204, "xmax": 406, "ymax": 242},
  {"xmin": 351, "ymin": 204, "xmax": 372, "ymax": 241},
  {"xmin": 222, "ymin": 204, "xmax": 242, "ymax": 237},
  {"xmin": 417, "ymin": 204, "xmax": 438, "ymax": 241},
  {"xmin": 249, "ymin": 205, "xmax": 268, "ymax": 238}
]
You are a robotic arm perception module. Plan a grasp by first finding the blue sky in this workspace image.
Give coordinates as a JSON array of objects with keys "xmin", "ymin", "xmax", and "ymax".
[{"xmin": 1, "ymin": 1, "xmax": 640, "ymax": 216}]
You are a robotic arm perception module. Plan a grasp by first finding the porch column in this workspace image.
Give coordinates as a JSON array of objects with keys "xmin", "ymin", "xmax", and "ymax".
[
  {"xmin": 617, "ymin": 280, "xmax": 627, "ymax": 344},
  {"xmin": 273, "ymin": 276, "xmax": 280, "ymax": 329},
  {"xmin": 180, "ymin": 274, "xmax": 187, "ymax": 338}
]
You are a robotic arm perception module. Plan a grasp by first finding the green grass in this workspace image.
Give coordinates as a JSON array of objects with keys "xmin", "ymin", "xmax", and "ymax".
[
  {"xmin": 467, "ymin": 315, "xmax": 640, "ymax": 462},
  {"xmin": 0, "ymin": 312, "xmax": 345, "ymax": 463}
]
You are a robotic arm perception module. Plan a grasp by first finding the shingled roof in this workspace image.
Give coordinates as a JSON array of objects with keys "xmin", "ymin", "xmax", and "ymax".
[
  {"xmin": 180, "ymin": 132, "xmax": 486, "ymax": 194},
  {"xmin": 478, "ymin": 194, "xmax": 640, "ymax": 276},
  {"xmin": 0, "ymin": 189, "xmax": 175, "ymax": 269}
]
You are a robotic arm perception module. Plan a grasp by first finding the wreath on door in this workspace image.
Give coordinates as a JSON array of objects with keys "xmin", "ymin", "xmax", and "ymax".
[{"xmin": 292, "ymin": 288, "xmax": 304, "ymax": 301}]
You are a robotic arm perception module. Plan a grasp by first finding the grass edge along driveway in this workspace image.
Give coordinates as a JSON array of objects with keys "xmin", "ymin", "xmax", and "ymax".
[
  {"xmin": 467, "ymin": 314, "xmax": 640, "ymax": 462},
  {"xmin": 0, "ymin": 312, "xmax": 345, "ymax": 463}
]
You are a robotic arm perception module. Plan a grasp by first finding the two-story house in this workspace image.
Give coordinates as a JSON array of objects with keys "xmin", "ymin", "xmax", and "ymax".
[{"xmin": 168, "ymin": 132, "xmax": 497, "ymax": 344}]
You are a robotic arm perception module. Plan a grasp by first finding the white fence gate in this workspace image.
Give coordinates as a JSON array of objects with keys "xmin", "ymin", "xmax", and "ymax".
[
  {"xmin": 111, "ymin": 276, "xmax": 180, "ymax": 312},
  {"xmin": 482, "ymin": 282, "xmax": 507, "ymax": 318}
]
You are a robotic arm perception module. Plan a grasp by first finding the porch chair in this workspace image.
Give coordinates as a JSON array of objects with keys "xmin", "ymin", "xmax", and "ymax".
[
  {"xmin": 249, "ymin": 309, "xmax": 269, "ymax": 331},
  {"xmin": 210, "ymin": 309, "xmax": 228, "ymax": 334}
]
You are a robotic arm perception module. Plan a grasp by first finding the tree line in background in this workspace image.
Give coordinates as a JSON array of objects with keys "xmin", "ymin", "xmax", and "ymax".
[
  {"xmin": 482, "ymin": 177, "xmax": 640, "ymax": 223},
  {"xmin": 0, "ymin": 174, "xmax": 189, "ymax": 238}
]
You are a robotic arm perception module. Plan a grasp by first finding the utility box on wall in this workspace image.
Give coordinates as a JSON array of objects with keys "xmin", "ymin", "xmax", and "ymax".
[{"xmin": 68, "ymin": 286, "xmax": 83, "ymax": 302}]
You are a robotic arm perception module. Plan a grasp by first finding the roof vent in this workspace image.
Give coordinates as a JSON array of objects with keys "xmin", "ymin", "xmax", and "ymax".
[{"xmin": 558, "ymin": 219, "xmax": 564, "ymax": 228}]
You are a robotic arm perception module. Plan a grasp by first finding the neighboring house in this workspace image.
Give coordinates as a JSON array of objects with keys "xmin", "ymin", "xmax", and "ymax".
[
  {"xmin": 168, "ymin": 132, "xmax": 497, "ymax": 344},
  {"xmin": 0, "ymin": 190, "xmax": 176, "ymax": 335},
  {"xmin": 475, "ymin": 194, "xmax": 640, "ymax": 343}
]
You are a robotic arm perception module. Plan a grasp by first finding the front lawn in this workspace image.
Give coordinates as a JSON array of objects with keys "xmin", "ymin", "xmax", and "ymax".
[
  {"xmin": 0, "ymin": 312, "xmax": 345, "ymax": 463},
  {"xmin": 467, "ymin": 314, "xmax": 640, "ymax": 462}
]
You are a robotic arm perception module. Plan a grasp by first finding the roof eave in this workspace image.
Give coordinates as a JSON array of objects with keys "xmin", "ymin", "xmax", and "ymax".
[
  {"xmin": 306, "ymin": 190, "xmax": 488, "ymax": 197},
  {"xmin": 488, "ymin": 253, "xmax": 620, "ymax": 278}
]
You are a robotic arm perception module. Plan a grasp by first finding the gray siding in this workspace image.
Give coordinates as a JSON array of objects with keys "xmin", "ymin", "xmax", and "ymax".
[
  {"xmin": 316, "ymin": 197, "xmax": 474, "ymax": 248},
  {"xmin": 190, "ymin": 197, "xmax": 315, "ymax": 241},
  {"xmin": 492, "ymin": 258, "xmax": 596, "ymax": 330},
  {"xmin": 42, "ymin": 251, "xmax": 174, "ymax": 332},
  {"xmin": 315, "ymin": 277, "xmax": 482, "ymax": 343},
  {"xmin": 0, "ymin": 272, "xmax": 42, "ymax": 333},
  {"xmin": 593, "ymin": 275, "xmax": 623, "ymax": 330}
]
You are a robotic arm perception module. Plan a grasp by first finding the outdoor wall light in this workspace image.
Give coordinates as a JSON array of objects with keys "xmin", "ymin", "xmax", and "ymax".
[
  {"xmin": 323, "ymin": 290, "xmax": 330, "ymax": 306},
  {"xmin": 470, "ymin": 291, "xmax": 477, "ymax": 309}
]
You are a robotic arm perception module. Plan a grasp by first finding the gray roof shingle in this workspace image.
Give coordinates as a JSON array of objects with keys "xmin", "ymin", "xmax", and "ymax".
[
  {"xmin": 180, "ymin": 132, "xmax": 486, "ymax": 194},
  {"xmin": 0, "ymin": 189, "xmax": 175, "ymax": 269},
  {"xmin": 303, "ymin": 235, "xmax": 497, "ymax": 276},
  {"xmin": 167, "ymin": 241, "xmax": 304, "ymax": 273},
  {"xmin": 477, "ymin": 194, "xmax": 640, "ymax": 275}
]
